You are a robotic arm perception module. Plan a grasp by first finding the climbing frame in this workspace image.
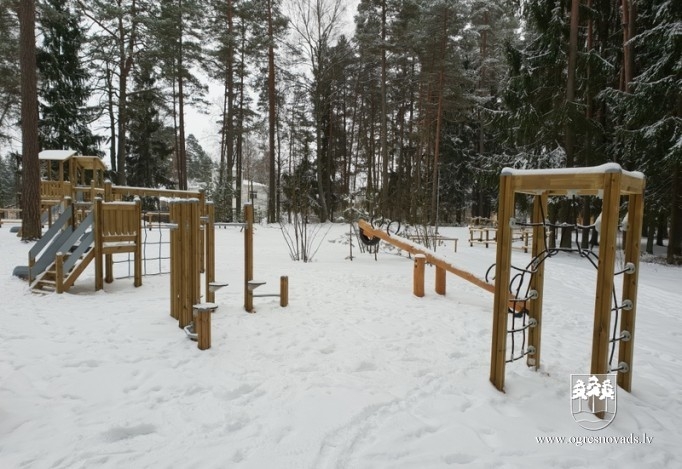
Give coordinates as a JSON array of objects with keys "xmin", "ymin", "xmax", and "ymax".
[{"xmin": 489, "ymin": 164, "xmax": 645, "ymax": 393}]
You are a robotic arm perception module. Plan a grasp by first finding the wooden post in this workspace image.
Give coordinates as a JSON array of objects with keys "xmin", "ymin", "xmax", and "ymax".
[
  {"xmin": 194, "ymin": 305, "xmax": 212, "ymax": 350},
  {"xmin": 527, "ymin": 193, "xmax": 548, "ymax": 370},
  {"xmin": 104, "ymin": 198, "xmax": 113, "ymax": 284},
  {"xmin": 104, "ymin": 180, "xmax": 112, "ymax": 201},
  {"xmin": 56, "ymin": 252, "xmax": 64, "ymax": 294},
  {"xmin": 435, "ymin": 266, "xmax": 446, "ymax": 295},
  {"xmin": 280, "ymin": 275, "xmax": 288, "ymax": 307},
  {"xmin": 133, "ymin": 198, "xmax": 142, "ymax": 287},
  {"xmin": 191, "ymin": 200, "xmax": 201, "ymax": 319},
  {"xmin": 205, "ymin": 202, "xmax": 216, "ymax": 303},
  {"xmin": 170, "ymin": 201, "xmax": 180, "ymax": 320},
  {"xmin": 413, "ymin": 254, "xmax": 426, "ymax": 297},
  {"xmin": 591, "ymin": 171, "xmax": 621, "ymax": 379},
  {"xmin": 180, "ymin": 202, "xmax": 193, "ymax": 327},
  {"xmin": 244, "ymin": 204, "xmax": 254, "ymax": 312},
  {"xmin": 618, "ymin": 191, "xmax": 644, "ymax": 391},
  {"xmin": 176, "ymin": 199, "xmax": 201, "ymax": 329},
  {"xmin": 94, "ymin": 198, "xmax": 103, "ymax": 291},
  {"xmin": 490, "ymin": 172, "xmax": 515, "ymax": 392}
]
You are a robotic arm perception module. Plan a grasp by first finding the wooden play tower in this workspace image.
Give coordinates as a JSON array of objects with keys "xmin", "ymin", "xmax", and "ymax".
[{"xmin": 489, "ymin": 163, "xmax": 645, "ymax": 394}]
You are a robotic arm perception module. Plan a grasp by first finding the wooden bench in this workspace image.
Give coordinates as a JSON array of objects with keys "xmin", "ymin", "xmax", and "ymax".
[
  {"xmin": 469, "ymin": 227, "xmax": 496, "ymax": 248},
  {"xmin": 0, "ymin": 208, "xmax": 21, "ymax": 227},
  {"xmin": 144, "ymin": 211, "xmax": 170, "ymax": 227},
  {"xmin": 406, "ymin": 234, "xmax": 459, "ymax": 252}
]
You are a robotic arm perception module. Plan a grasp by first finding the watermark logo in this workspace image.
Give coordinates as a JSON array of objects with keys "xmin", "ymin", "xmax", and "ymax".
[{"xmin": 570, "ymin": 374, "xmax": 617, "ymax": 431}]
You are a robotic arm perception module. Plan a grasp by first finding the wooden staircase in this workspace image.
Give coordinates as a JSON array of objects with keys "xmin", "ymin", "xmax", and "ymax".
[
  {"xmin": 21, "ymin": 203, "xmax": 96, "ymax": 293},
  {"xmin": 31, "ymin": 244, "xmax": 95, "ymax": 293}
]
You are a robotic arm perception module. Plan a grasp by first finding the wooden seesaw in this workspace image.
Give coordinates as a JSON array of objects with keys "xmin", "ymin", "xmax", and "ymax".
[{"xmin": 357, "ymin": 219, "xmax": 519, "ymax": 309}]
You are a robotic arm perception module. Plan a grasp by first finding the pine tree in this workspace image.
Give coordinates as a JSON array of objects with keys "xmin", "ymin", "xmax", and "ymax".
[
  {"xmin": 18, "ymin": 0, "xmax": 41, "ymax": 240},
  {"xmin": 0, "ymin": 2, "xmax": 20, "ymax": 143},
  {"xmin": 0, "ymin": 153, "xmax": 17, "ymax": 206},
  {"xmin": 186, "ymin": 133, "xmax": 214, "ymax": 187},
  {"xmin": 604, "ymin": 0, "xmax": 682, "ymax": 262},
  {"xmin": 79, "ymin": 0, "xmax": 147, "ymax": 184},
  {"xmin": 289, "ymin": 0, "xmax": 347, "ymax": 221},
  {"xmin": 126, "ymin": 57, "xmax": 174, "ymax": 190},
  {"xmin": 152, "ymin": 0, "xmax": 207, "ymax": 191},
  {"xmin": 38, "ymin": 0, "xmax": 101, "ymax": 154}
]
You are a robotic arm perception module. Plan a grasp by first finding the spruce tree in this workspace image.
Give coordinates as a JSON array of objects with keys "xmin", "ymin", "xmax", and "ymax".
[
  {"xmin": 186, "ymin": 133, "xmax": 214, "ymax": 188},
  {"xmin": 38, "ymin": 0, "xmax": 100, "ymax": 154},
  {"xmin": 126, "ymin": 58, "xmax": 174, "ymax": 190},
  {"xmin": 605, "ymin": 0, "xmax": 682, "ymax": 262},
  {"xmin": 0, "ymin": 2, "xmax": 20, "ymax": 143}
]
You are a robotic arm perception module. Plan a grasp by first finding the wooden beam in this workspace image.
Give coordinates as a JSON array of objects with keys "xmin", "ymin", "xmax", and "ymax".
[
  {"xmin": 527, "ymin": 193, "xmax": 548, "ymax": 370},
  {"xmin": 244, "ymin": 204, "xmax": 254, "ymax": 312},
  {"xmin": 591, "ymin": 172, "xmax": 621, "ymax": 376},
  {"xmin": 358, "ymin": 219, "xmax": 495, "ymax": 294},
  {"xmin": 618, "ymin": 191, "xmax": 644, "ymax": 391},
  {"xmin": 490, "ymin": 174, "xmax": 515, "ymax": 391}
]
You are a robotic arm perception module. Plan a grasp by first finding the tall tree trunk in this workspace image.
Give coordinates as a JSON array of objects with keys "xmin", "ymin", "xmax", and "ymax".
[
  {"xmin": 379, "ymin": 0, "xmax": 389, "ymax": 216},
  {"xmin": 19, "ymin": 0, "xmax": 41, "ymax": 240},
  {"xmin": 235, "ymin": 24, "xmax": 247, "ymax": 220},
  {"xmin": 431, "ymin": 9, "xmax": 448, "ymax": 225},
  {"xmin": 560, "ymin": 0, "xmax": 580, "ymax": 248},
  {"xmin": 267, "ymin": 0, "xmax": 277, "ymax": 222},
  {"xmin": 668, "ymin": 163, "xmax": 682, "ymax": 263},
  {"xmin": 581, "ymin": 0, "xmax": 594, "ymax": 249},
  {"xmin": 565, "ymin": 0, "xmax": 579, "ymax": 167},
  {"xmin": 176, "ymin": 0, "xmax": 188, "ymax": 191},
  {"xmin": 621, "ymin": 0, "xmax": 635, "ymax": 91},
  {"xmin": 115, "ymin": 0, "xmax": 136, "ymax": 186},
  {"xmin": 106, "ymin": 67, "xmax": 117, "ymax": 173},
  {"xmin": 178, "ymin": 73, "xmax": 187, "ymax": 190}
]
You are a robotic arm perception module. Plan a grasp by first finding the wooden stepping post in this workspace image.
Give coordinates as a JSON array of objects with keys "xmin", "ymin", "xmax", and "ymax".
[
  {"xmin": 435, "ymin": 266, "xmax": 446, "ymax": 295},
  {"xmin": 413, "ymin": 254, "xmax": 426, "ymax": 297},
  {"xmin": 193, "ymin": 303, "xmax": 218, "ymax": 350},
  {"xmin": 280, "ymin": 276, "xmax": 288, "ymax": 307}
]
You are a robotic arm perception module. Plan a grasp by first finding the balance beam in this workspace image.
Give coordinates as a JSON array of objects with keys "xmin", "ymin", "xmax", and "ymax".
[
  {"xmin": 358, "ymin": 221, "xmax": 524, "ymax": 313},
  {"xmin": 358, "ymin": 220, "xmax": 495, "ymax": 294}
]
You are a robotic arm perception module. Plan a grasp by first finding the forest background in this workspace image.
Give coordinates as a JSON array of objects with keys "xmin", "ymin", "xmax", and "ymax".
[{"xmin": 0, "ymin": 0, "xmax": 679, "ymax": 263}]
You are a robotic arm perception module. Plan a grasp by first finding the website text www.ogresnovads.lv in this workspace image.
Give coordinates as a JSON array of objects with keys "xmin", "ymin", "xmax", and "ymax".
[{"xmin": 536, "ymin": 433, "xmax": 654, "ymax": 447}]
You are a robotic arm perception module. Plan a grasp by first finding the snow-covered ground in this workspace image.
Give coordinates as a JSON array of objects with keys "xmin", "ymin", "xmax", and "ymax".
[{"xmin": 1, "ymin": 221, "xmax": 680, "ymax": 468}]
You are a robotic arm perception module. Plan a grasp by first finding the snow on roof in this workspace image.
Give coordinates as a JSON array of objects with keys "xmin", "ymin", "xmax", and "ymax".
[
  {"xmin": 501, "ymin": 162, "xmax": 644, "ymax": 179},
  {"xmin": 38, "ymin": 149, "xmax": 77, "ymax": 161}
]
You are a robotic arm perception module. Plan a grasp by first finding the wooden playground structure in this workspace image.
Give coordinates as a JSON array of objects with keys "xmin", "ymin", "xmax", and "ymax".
[
  {"xmin": 357, "ymin": 219, "xmax": 495, "ymax": 297},
  {"xmin": 9, "ymin": 150, "xmax": 293, "ymax": 351},
  {"xmin": 468, "ymin": 217, "xmax": 538, "ymax": 253},
  {"xmin": 358, "ymin": 163, "xmax": 645, "ymax": 404},
  {"xmin": 490, "ymin": 164, "xmax": 645, "ymax": 396},
  {"xmin": 14, "ymin": 150, "xmax": 208, "ymax": 294},
  {"xmin": 168, "ymin": 198, "xmax": 221, "ymax": 350},
  {"xmin": 243, "ymin": 203, "xmax": 288, "ymax": 313}
]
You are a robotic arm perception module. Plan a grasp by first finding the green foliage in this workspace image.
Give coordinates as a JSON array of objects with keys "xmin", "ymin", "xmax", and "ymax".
[
  {"xmin": 0, "ymin": 1, "xmax": 20, "ymax": 143},
  {"xmin": 186, "ymin": 133, "xmax": 215, "ymax": 187},
  {"xmin": 37, "ymin": 0, "xmax": 101, "ymax": 154},
  {"xmin": 126, "ymin": 58, "xmax": 174, "ymax": 189},
  {"xmin": 0, "ymin": 152, "xmax": 19, "ymax": 206}
]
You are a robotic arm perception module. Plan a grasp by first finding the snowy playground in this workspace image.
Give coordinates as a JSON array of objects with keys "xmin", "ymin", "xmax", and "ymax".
[{"xmin": 1, "ymin": 216, "xmax": 681, "ymax": 468}]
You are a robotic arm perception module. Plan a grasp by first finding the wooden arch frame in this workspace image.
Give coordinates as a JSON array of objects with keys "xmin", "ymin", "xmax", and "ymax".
[{"xmin": 490, "ymin": 163, "xmax": 645, "ymax": 393}]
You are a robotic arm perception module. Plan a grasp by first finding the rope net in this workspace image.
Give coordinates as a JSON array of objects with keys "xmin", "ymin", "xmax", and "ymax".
[{"xmin": 113, "ymin": 211, "xmax": 172, "ymax": 279}]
